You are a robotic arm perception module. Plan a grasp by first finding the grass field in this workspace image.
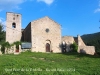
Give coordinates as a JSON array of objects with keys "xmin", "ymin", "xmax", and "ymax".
[{"xmin": 0, "ymin": 51, "xmax": 100, "ymax": 75}]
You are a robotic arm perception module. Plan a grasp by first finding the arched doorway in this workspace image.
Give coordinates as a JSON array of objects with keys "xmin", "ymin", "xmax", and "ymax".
[{"xmin": 46, "ymin": 43, "xmax": 50, "ymax": 52}]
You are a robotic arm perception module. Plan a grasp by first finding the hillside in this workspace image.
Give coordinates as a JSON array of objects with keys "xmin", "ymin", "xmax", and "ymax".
[
  {"xmin": 81, "ymin": 32, "xmax": 100, "ymax": 52},
  {"xmin": 0, "ymin": 52, "xmax": 100, "ymax": 75}
]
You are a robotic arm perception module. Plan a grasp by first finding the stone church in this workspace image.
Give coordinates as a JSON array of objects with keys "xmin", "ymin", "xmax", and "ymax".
[
  {"xmin": 23, "ymin": 16, "xmax": 61, "ymax": 53},
  {"xmin": 6, "ymin": 12, "xmax": 95, "ymax": 55}
]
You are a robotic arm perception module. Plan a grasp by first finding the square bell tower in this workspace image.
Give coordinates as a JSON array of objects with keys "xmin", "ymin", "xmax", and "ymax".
[{"xmin": 6, "ymin": 12, "xmax": 22, "ymax": 43}]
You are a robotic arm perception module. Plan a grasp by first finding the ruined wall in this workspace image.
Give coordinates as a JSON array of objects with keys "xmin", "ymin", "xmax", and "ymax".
[
  {"xmin": 62, "ymin": 36, "xmax": 74, "ymax": 44},
  {"xmin": 0, "ymin": 44, "xmax": 22, "ymax": 54},
  {"xmin": 77, "ymin": 35, "xmax": 86, "ymax": 46},
  {"xmin": 78, "ymin": 46, "xmax": 95, "ymax": 55},
  {"xmin": 4, "ymin": 45, "xmax": 21, "ymax": 54},
  {"xmin": 77, "ymin": 35, "xmax": 95, "ymax": 55},
  {"xmin": 62, "ymin": 36, "xmax": 74, "ymax": 52},
  {"xmin": 5, "ymin": 45, "xmax": 15, "ymax": 54},
  {"xmin": 31, "ymin": 16, "xmax": 61, "ymax": 53},
  {"xmin": 6, "ymin": 12, "xmax": 21, "ymax": 43}
]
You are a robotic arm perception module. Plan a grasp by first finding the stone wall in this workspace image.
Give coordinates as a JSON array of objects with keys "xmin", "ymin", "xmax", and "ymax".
[
  {"xmin": 5, "ymin": 45, "xmax": 15, "ymax": 54},
  {"xmin": 1, "ymin": 45, "xmax": 21, "ymax": 54},
  {"xmin": 62, "ymin": 36, "xmax": 74, "ymax": 44},
  {"xmin": 62, "ymin": 36, "xmax": 74, "ymax": 52},
  {"xmin": 30, "ymin": 16, "xmax": 61, "ymax": 53},
  {"xmin": 77, "ymin": 35, "xmax": 86, "ymax": 46},
  {"xmin": 78, "ymin": 46, "xmax": 95, "ymax": 55},
  {"xmin": 6, "ymin": 12, "xmax": 21, "ymax": 44},
  {"xmin": 77, "ymin": 35, "xmax": 95, "ymax": 55}
]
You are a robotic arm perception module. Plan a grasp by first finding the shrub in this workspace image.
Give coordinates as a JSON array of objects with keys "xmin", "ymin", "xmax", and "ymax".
[
  {"xmin": 1, "ymin": 41, "xmax": 10, "ymax": 54},
  {"xmin": 70, "ymin": 42, "xmax": 78, "ymax": 52},
  {"xmin": 13, "ymin": 41, "xmax": 21, "ymax": 50}
]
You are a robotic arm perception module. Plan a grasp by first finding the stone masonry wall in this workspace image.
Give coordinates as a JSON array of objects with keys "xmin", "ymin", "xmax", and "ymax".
[
  {"xmin": 78, "ymin": 46, "xmax": 95, "ymax": 55},
  {"xmin": 62, "ymin": 36, "xmax": 74, "ymax": 52},
  {"xmin": 4, "ymin": 45, "xmax": 21, "ymax": 54},
  {"xmin": 31, "ymin": 16, "xmax": 61, "ymax": 53},
  {"xmin": 77, "ymin": 35, "xmax": 95, "ymax": 55},
  {"xmin": 77, "ymin": 35, "xmax": 86, "ymax": 46},
  {"xmin": 6, "ymin": 12, "xmax": 21, "ymax": 44},
  {"xmin": 62, "ymin": 36, "xmax": 74, "ymax": 44}
]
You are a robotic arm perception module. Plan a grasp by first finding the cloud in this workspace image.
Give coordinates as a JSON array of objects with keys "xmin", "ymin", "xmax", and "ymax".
[
  {"xmin": 0, "ymin": 17, "xmax": 6, "ymax": 30},
  {"xmin": 0, "ymin": 17, "xmax": 6, "ymax": 25},
  {"xmin": 37, "ymin": 0, "xmax": 54, "ymax": 5},
  {"xmin": 0, "ymin": 0, "xmax": 26, "ymax": 11},
  {"xmin": 94, "ymin": 0, "xmax": 100, "ymax": 13},
  {"xmin": 94, "ymin": 8, "xmax": 100, "ymax": 13}
]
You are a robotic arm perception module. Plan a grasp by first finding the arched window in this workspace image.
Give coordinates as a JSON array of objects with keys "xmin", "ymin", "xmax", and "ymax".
[{"xmin": 12, "ymin": 22, "xmax": 16, "ymax": 28}]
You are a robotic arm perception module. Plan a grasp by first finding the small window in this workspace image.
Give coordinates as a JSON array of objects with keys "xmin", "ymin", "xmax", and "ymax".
[{"xmin": 12, "ymin": 22, "xmax": 16, "ymax": 28}]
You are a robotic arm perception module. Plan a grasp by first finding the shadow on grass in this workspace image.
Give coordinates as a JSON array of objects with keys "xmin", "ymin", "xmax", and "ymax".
[{"xmin": 57, "ymin": 52, "xmax": 100, "ymax": 58}]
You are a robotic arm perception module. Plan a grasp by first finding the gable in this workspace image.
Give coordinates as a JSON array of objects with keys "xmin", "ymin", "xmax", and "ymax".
[{"xmin": 31, "ymin": 16, "xmax": 61, "ymax": 29}]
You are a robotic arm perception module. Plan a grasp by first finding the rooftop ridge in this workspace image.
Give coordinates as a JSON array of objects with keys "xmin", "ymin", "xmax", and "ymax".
[{"xmin": 31, "ymin": 16, "xmax": 61, "ymax": 27}]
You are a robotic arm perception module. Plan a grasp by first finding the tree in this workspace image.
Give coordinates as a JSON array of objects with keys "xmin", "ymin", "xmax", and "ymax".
[
  {"xmin": 70, "ymin": 42, "xmax": 78, "ymax": 52},
  {"xmin": 0, "ymin": 23, "xmax": 5, "ymax": 43}
]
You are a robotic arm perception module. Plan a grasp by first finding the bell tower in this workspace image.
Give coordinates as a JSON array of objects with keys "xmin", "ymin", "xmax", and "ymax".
[{"xmin": 6, "ymin": 12, "xmax": 22, "ymax": 43}]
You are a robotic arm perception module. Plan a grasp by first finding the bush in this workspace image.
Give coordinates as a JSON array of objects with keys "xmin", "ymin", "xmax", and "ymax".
[
  {"xmin": 13, "ymin": 41, "xmax": 21, "ymax": 49},
  {"xmin": 1, "ymin": 41, "xmax": 10, "ymax": 54},
  {"xmin": 70, "ymin": 42, "xmax": 78, "ymax": 52}
]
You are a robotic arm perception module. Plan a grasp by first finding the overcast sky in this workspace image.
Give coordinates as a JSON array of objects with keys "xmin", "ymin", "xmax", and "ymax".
[{"xmin": 0, "ymin": 0, "xmax": 100, "ymax": 36}]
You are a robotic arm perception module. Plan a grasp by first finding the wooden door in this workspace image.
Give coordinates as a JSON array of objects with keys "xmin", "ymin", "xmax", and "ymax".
[{"xmin": 46, "ymin": 43, "xmax": 50, "ymax": 52}]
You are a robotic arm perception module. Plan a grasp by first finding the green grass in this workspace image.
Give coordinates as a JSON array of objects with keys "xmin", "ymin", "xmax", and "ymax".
[{"xmin": 0, "ymin": 51, "xmax": 100, "ymax": 75}]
